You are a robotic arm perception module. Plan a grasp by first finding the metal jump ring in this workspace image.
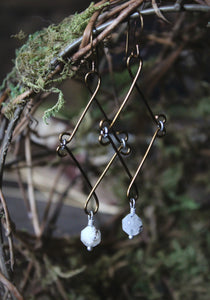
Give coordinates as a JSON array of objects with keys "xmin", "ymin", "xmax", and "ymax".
[
  {"xmin": 59, "ymin": 132, "xmax": 72, "ymax": 144},
  {"xmin": 99, "ymin": 119, "xmax": 111, "ymax": 145},
  {"xmin": 121, "ymin": 137, "xmax": 126, "ymax": 149},
  {"xmin": 155, "ymin": 114, "xmax": 166, "ymax": 137},
  {"xmin": 120, "ymin": 138, "xmax": 131, "ymax": 156},
  {"xmin": 130, "ymin": 198, "xmax": 136, "ymax": 208},
  {"xmin": 100, "ymin": 126, "xmax": 109, "ymax": 138},
  {"xmin": 88, "ymin": 210, "xmax": 94, "ymax": 219},
  {"xmin": 158, "ymin": 120, "xmax": 164, "ymax": 132}
]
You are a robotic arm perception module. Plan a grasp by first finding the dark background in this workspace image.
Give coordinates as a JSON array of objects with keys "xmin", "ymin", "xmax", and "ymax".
[{"xmin": 0, "ymin": 0, "xmax": 93, "ymax": 83}]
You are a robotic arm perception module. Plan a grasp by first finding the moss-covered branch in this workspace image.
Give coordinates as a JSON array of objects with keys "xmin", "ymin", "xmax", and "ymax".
[{"xmin": 0, "ymin": 2, "xmax": 109, "ymax": 123}]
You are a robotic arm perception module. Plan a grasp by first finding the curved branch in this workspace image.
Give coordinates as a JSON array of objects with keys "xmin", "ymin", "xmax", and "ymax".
[
  {"xmin": 50, "ymin": 3, "xmax": 210, "ymax": 67},
  {"xmin": 0, "ymin": 270, "xmax": 24, "ymax": 300},
  {"xmin": 0, "ymin": 104, "xmax": 25, "ymax": 187}
]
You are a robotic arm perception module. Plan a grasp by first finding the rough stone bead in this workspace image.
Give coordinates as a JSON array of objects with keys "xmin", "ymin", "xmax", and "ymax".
[
  {"xmin": 122, "ymin": 212, "xmax": 143, "ymax": 239},
  {"xmin": 80, "ymin": 219, "xmax": 101, "ymax": 251}
]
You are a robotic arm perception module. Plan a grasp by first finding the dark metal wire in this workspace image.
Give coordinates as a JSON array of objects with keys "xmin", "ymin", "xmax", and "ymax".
[{"xmin": 56, "ymin": 136, "xmax": 99, "ymax": 215}]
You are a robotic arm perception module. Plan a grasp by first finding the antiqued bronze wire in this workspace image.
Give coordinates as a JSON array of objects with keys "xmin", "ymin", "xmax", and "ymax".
[
  {"xmin": 125, "ymin": 10, "xmax": 143, "ymax": 58},
  {"xmin": 127, "ymin": 56, "xmax": 159, "ymax": 125},
  {"xmin": 127, "ymin": 115, "xmax": 166, "ymax": 199},
  {"xmin": 64, "ymin": 70, "xmax": 101, "ymax": 145},
  {"xmin": 109, "ymin": 54, "xmax": 143, "ymax": 129}
]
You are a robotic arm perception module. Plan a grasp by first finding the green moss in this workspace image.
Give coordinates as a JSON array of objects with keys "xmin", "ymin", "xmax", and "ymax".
[{"xmin": 1, "ymin": 2, "xmax": 108, "ymax": 122}]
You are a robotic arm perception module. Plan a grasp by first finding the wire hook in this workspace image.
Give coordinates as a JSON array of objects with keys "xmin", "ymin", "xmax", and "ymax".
[
  {"xmin": 90, "ymin": 28, "xmax": 99, "ymax": 72},
  {"xmin": 126, "ymin": 10, "xmax": 144, "ymax": 58}
]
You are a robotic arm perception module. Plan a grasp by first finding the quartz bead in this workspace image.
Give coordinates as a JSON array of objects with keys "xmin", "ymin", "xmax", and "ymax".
[
  {"xmin": 80, "ymin": 213, "xmax": 101, "ymax": 251},
  {"xmin": 122, "ymin": 200, "xmax": 143, "ymax": 239}
]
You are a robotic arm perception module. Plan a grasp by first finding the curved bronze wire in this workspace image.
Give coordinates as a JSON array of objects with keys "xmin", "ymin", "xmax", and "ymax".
[
  {"xmin": 64, "ymin": 70, "xmax": 101, "ymax": 145},
  {"xmin": 127, "ymin": 56, "xmax": 159, "ymax": 125},
  {"xmin": 84, "ymin": 142, "xmax": 129, "ymax": 214},
  {"xmin": 125, "ymin": 10, "xmax": 144, "ymax": 58},
  {"xmin": 126, "ymin": 115, "xmax": 166, "ymax": 199},
  {"xmin": 125, "ymin": 12, "xmax": 159, "ymax": 126},
  {"xmin": 106, "ymin": 13, "xmax": 144, "ymax": 130},
  {"xmin": 109, "ymin": 54, "xmax": 143, "ymax": 130},
  {"xmin": 56, "ymin": 135, "xmax": 99, "ymax": 215}
]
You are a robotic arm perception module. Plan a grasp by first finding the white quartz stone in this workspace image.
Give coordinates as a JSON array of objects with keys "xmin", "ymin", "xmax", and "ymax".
[
  {"xmin": 122, "ymin": 212, "xmax": 143, "ymax": 239},
  {"xmin": 80, "ymin": 220, "xmax": 101, "ymax": 251}
]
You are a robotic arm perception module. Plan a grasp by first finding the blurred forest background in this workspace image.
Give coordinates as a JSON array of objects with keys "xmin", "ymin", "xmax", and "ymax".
[{"xmin": 0, "ymin": 1, "xmax": 210, "ymax": 299}]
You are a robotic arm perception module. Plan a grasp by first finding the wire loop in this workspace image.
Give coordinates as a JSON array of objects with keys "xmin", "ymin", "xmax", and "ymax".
[
  {"xmin": 156, "ymin": 114, "xmax": 167, "ymax": 137},
  {"xmin": 130, "ymin": 198, "xmax": 136, "ymax": 209},
  {"xmin": 99, "ymin": 119, "xmax": 111, "ymax": 145},
  {"xmin": 119, "ymin": 137, "xmax": 131, "ymax": 156},
  {"xmin": 126, "ymin": 10, "xmax": 143, "ymax": 58}
]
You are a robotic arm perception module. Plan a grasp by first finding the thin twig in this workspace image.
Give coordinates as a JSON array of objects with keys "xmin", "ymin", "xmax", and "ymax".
[
  {"xmin": 1, "ymin": 90, "xmax": 31, "ymax": 116},
  {"xmin": 143, "ymin": 44, "xmax": 185, "ymax": 93},
  {"xmin": 40, "ymin": 165, "xmax": 65, "ymax": 236},
  {"xmin": 0, "ymin": 189, "xmax": 15, "ymax": 271},
  {"xmin": 13, "ymin": 136, "xmax": 31, "ymax": 215},
  {"xmin": 16, "ymin": 167, "xmax": 31, "ymax": 215},
  {"xmin": 72, "ymin": 0, "xmax": 144, "ymax": 62},
  {"xmin": 0, "ymin": 104, "xmax": 25, "ymax": 287},
  {"xmin": 0, "ymin": 105, "xmax": 25, "ymax": 187},
  {"xmin": 0, "ymin": 224, "xmax": 9, "ymax": 283},
  {"xmin": 3, "ymin": 289, "xmax": 9, "ymax": 300},
  {"xmin": 0, "ymin": 117, "xmax": 8, "ymax": 144},
  {"xmin": 0, "ymin": 270, "xmax": 24, "ymax": 300},
  {"xmin": 44, "ymin": 176, "xmax": 79, "ymax": 237},
  {"xmin": 13, "ymin": 97, "xmax": 41, "ymax": 139},
  {"xmin": 25, "ymin": 129, "xmax": 41, "ymax": 237},
  {"xmin": 20, "ymin": 261, "xmax": 33, "ymax": 292},
  {"xmin": 0, "ymin": 89, "xmax": 10, "ymax": 107},
  {"xmin": 55, "ymin": 278, "xmax": 69, "ymax": 300},
  {"xmin": 80, "ymin": 0, "xmax": 108, "ymax": 49}
]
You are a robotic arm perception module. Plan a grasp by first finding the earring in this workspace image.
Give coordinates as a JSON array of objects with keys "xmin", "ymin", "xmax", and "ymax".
[
  {"xmin": 80, "ymin": 211, "xmax": 101, "ymax": 251},
  {"xmin": 122, "ymin": 198, "xmax": 143, "ymax": 239}
]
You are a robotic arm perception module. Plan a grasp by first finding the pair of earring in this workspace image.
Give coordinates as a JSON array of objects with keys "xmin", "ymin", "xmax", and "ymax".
[{"xmin": 79, "ymin": 115, "xmax": 166, "ymax": 251}]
